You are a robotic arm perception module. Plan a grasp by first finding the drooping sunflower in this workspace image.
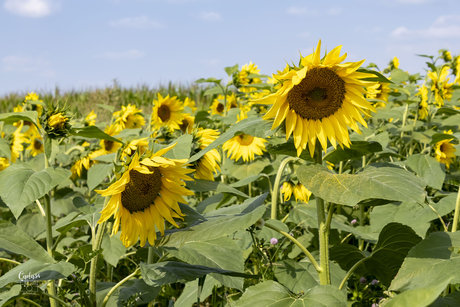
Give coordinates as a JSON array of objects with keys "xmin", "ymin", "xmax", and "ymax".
[
  {"xmin": 428, "ymin": 66, "xmax": 454, "ymax": 107},
  {"xmin": 113, "ymin": 104, "xmax": 146, "ymax": 130},
  {"xmin": 416, "ymin": 85, "xmax": 429, "ymax": 120},
  {"xmin": 96, "ymin": 143, "xmax": 194, "ymax": 247},
  {"xmin": 293, "ymin": 183, "xmax": 312, "ymax": 203},
  {"xmin": 257, "ymin": 40, "xmax": 376, "ymax": 157},
  {"xmin": 85, "ymin": 110, "xmax": 97, "ymax": 126},
  {"xmin": 26, "ymin": 130, "xmax": 44, "ymax": 157},
  {"xmin": 151, "ymin": 94, "xmax": 184, "ymax": 131},
  {"xmin": 434, "ymin": 137, "xmax": 456, "ymax": 169},
  {"xmin": 281, "ymin": 182, "xmax": 295, "ymax": 202},
  {"xmin": 11, "ymin": 123, "xmax": 27, "ymax": 162},
  {"xmin": 209, "ymin": 94, "xmax": 238, "ymax": 116},
  {"xmin": 194, "ymin": 129, "xmax": 221, "ymax": 181},
  {"xmin": 238, "ymin": 62, "xmax": 262, "ymax": 93},
  {"xmin": 223, "ymin": 133, "xmax": 267, "ymax": 162}
]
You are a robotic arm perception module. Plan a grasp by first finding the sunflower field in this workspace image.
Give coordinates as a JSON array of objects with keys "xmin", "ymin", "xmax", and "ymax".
[{"xmin": 1, "ymin": 41, "xmax": 460, "ymax": 307}]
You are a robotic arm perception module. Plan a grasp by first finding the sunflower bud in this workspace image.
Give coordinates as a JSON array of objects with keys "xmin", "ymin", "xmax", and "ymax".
[{"xmin": 41, "ymin": 105, "xmax": 72, "ymax": 139}]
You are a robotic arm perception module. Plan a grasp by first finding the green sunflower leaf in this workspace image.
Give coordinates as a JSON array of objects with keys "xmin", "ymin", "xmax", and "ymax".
[
  {"xmin": 70, "ymin": 126, "xmax": 123, "ymax": 143},
  {"xmin": 0, "ymin": 285, "xmax": 21, "ymax": 307},
  {"xmin": 0, "ymin": 111, "xmax": 39, "ymax": 128},
  {"xmin": 357, "ymin": 68, "xmax": 393, "ymax": 83},
  {"xmin": 406, "ymin": 154, "xmax": 445, "ymax": 190},
  {"xmin": 0, "ymin": 138, "xmax": 11, "ymax": 160},
  {"xmin": 0, "ymin": 164, "xmax": 72, "ymax": 219},
  {"xmin": 323, "ymin": 141, "xmax": 382, "ymax": 164},
  {"xmin": 430, "ymin": 133, "xmax": 458, "ymax": 145}
]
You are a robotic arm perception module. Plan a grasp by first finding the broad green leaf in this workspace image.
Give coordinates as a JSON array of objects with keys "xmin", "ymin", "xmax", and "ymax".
[
  {"xmin": 117, "ymin": 279, "xmax": 160, "ymax": 306},
  {"xmin": 389, "ymin": 68, "xmax": 410, "ymax": 83},
  {"xmin": 179, "ymin": 202, "xmax": 205, "ymax": 225},
  {"xmin": 357, "ymin": 68, "xmax": 393, "ymax": 83},
  {"xmin": 0, "ymin": 164, "xmax": 72, "ymax": 219},
  {"xmin": 186, "ymin": 179, "xmax": 248, "ymax": 198},
  {"xmin": 44, "ymin": 136, "xmax": 59, "ymax": 162},
  {"xmin": 0, "ymin": 285, "xmax": 21, "ymax": 307},
  {"xmin": 385, "ymin": 278, "xmax": 452, "ymax": 307},
  {"xmin": 390, "ymin": 231, "xmax": 460, "ymax": 292},
  {"xmin": 406, "ymin": 154, "xmax": 445, "ymax": 190},
  {"xmin": 364, "ymin": 223, "xmax": 422, "ymax": 287},
  {"xmin": 196, "ymin": 77, "xmax": 222, "ymax": 84},
  {"xmin": 225, "ymin": 64, "xmax": 239, "ymax": 76},
  {"xmin": 161, "ymin": 194, "xmax": 267, "ymax": 248},
  {"xmin": 0, "ymin": 139, "xmax": 11, "ymax": 160},
  {"xmin": 141, "ymin": 261, "xmax": 256, "ymax": 287},
  {"xmin": 323, "ymin": 141, "xmax": 382, "ymax": 164},
  {"xmin": 91, "ymin": 153, "xmax": 116, "ymax": 163},
  {"xmin": 437, "ymin": 107, "xmax": 460, "ymax": 115},
  {"xmin": 442, "ymin": 114, "xmax": 460, "ymax": 126},
  {"xmin": 222, "ymin": 158, "xmax": 270, "ymax": 181},
  {"xmin": 274, "ymin": 260, "xmax": 318, "ymax": 293},
  {"xmin": 430, "ymin": 291, "xmax": 460, "ymax": 307},
  {"xmin": 101, "ymin": 233, "xmax": 126, "ymax": 267},
  {"xmin": 175, "ymin": 276, "xmax": 220, "ymax": 307},
  {"xmin": 229, "ymin": 175, "xmax": 265, "ymax": 188},
  {"xmin": 0, "ymin": 111, "xmax": 38, "ymax": 128},
  {"xmin": 0, "ymin": 260, "xmax": 75, "ymax": 288},
  {"xmin": 0, "ymin": 221, "xmax": 54, "ymax": 263},
  {"xmin": 266, "ymin": 141, "xmax": 313, "ymax": 161},
  {"xmin": 234, "ymin": 281, "xmax": 346, "ymax": 307},
  {"xmin": 330, "ymin": 244, "xmax": 368, "ymax": 276},
  {"xmin": 188, "ymin": 117, "xmax": 276, "ymax": 163},
  {"xmin": 298, "ymin": 164, "xmax": 426, "ymax": 207},
  {"xmin": 163, "ymin": 134, "xmax": 193, "ymax": 159},
  {"xmin": 430, "ymin": 133, "xmax": 458, "ymax": 145},
  {"xmin": 70, "ymin": 126, "xmax": 123, "ymax": 143},
  {"xmin": 87, "ymin": 163, "xmax": 112, "ymax": 191},
  {"xmin": 97, "ymin": 104, "xmax": 115, "ymax": 112},
  {"xmin": 165, "ymin": 237, "xmax": 244, "ymax": 290},
  {"xmin": 17, "ymin": 213, "xmax": 46, "ymax": 238}
]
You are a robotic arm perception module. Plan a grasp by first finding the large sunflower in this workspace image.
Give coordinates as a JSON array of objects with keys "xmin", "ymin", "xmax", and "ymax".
[
  {"xmin": 113, "ymin": 104, "xmax": 146, "ymax": 130},
  {"xmin": 194, "ymin": 129, "xmax": 221, "ymax": 180},
  {"xmin": 96, "ymin": 143, "xmax": 194, "ymax": 247},
  {"xmin": 434, "ymin": 132, "xmax": 456, "ymax": 169},
  {"xmin": 417, "ymin": 85, "xmax": 429, "ymax": 120},
  {"xmin": 257, "ymin": 40, "xmax": 376, "ymax": 157},
  {"xmin": 151, "ymin": 94, "xmax": 184, "ymax": 131},
  {"xmin": 428, "ymin": 66, "xmax": 454, "ymax": 107},
  {"xmin": 223, "ymin": 133, "xmax": 267, "ymax": 162}
]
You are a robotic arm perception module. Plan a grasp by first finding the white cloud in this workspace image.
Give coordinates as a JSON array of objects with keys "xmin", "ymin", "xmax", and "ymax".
[
  {"xmin": 109, "ymin": 15, "xmax": 163, "ymax": 29},
  {"xmin": 4, "ymin": 0, "xmax": 55, "ymax": 17},
  {"xmin": 286, "ymin": 6, "xmax": 318, "ymax": 16},
  {"xmin": 1, "ymin": 55, "xmax": 56, "ymax": 77},
  {"xmin": 98, "ymin": 49, "xmax": 146, "ymax": 60},
  {"xmin": 391, "ymin": 14, "xmax": 460, "ymax": 39},
  {"xmin": 197, "ymin": 11, "xmax": 221, "ymax": 22}
]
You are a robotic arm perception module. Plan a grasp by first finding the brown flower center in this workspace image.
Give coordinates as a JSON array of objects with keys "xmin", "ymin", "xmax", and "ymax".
[
  {"xmin": 104, "ymin": 140, "xmax": 114, "ymax": 152},
  {"xmin": 287, "ymin": 67, "xmax": 346, "ymax": 120},
  {"xmin": 121, "ymin": 167, "xmax": 162, "ymax": 213},
  {"xmin": 158, "ymin": 105, "xmax": 171, "ymax": 122},
  {"xmin": 237, "ymin": 133, "xmax": 254, "ymax": 146},
  {"xmin": 33, "ymin": 139, "xmax": 42, "ymax": 150},
  {"xmin": 216, "ymin": 103, "xmax": 224, "ymax": 113}
]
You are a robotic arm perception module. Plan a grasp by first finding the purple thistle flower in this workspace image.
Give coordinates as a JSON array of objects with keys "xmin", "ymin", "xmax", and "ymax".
[
  {"xmin": 371, "ymin": 279, "xmax": 379, "ymax": 285},
  {"xmin": 351, "ymin": 219, "xmax": 357, "ymax": 225},
  {"xmin": 359, "ymin": 277, "xmax": 367, "ymax": 284}
]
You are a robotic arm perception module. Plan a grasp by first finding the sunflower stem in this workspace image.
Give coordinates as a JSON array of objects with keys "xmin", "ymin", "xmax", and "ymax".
[
  {"xmin": 358, "ymin": 205, "xmax": 365, "ymax": 250},
  {"xmin": 101, "ymin": 268, "xmax": 140, "ymax": 307},
  {"xmin": 271, "ymin": 157, "xmax": 298, "ymax": 220},
  {"xmin": 89, "ymin": 216, "xmax": 108, "ymax": 306},
  {"xmin": 314, "ymin": 141, "xmax": 331, "ymax": 285},
  {"xmin": 451, "ymin": 187, "xmax": 460, "ymax": 232}
]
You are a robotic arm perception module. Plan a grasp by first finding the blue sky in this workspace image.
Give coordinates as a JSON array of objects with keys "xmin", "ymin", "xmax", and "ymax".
[{"xmin": 1, "ymin": 0, "xmax": 459, "ymax": 96}]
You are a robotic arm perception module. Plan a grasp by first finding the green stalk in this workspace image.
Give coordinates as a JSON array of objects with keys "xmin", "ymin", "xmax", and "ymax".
[
  {"xmin": 44, "ymin": 154, "xmax": 58, "ymax": 307},
  {"xmin": 451, "ymin": 188, "xmax": 460, "ymax": 232},
  {"xmin": 0, "ymin": 258, "xmax": 20, "ymax": 265},
  {"xmin": 399, "ymin": 103, "xmax": 409, "ymax": 155},
  {"xmin": 358, "ymin": 205, "xmax": 365, "ymax": 250},
  {"xmin": 89, "ymin": 220, "xmax": 107, "ymax": 305},
  {"xmin": 338, "ymin": 257, "xmax": 367, "ymax": 290},
  {"xmin": 147, "ymin": 247, "xmax": 155, "ymax": 307},
  {"xmin": 314, "ymin": 142, "xmax": 330, "ymax": 285},
  {"xmin": 271, "ymin": 157, "xmax": 298, "ymax": 220},
  {"xmin": 101, "ymin": 268, "xmax": 140, "ymax": 307}
]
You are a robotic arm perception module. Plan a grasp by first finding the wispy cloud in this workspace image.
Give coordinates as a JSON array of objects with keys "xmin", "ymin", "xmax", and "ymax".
[
  {"xmin": 4, "ymin": 0, "xmax": 56, "ymax": 18},
  {"xmin": 109, "ymin": 15, "xmax": 163, "ymax": 29},
  {"xmin": 391, "ymin": 15, "xmax": 460, "ymax": 39},
  {"xmin": 97, "ymin": 49, "xmax": 146, "ymax": 60},
  {"xmin": 1, "ymin": 55, "xmax": 55, "ymax": 76},
  {"xmin": 196, "ymin": 11, "xmax": 221, "ymax": 22},
  {"xmin": 286, "ymin": 6, "xmax": 318, "ymax": 16}
]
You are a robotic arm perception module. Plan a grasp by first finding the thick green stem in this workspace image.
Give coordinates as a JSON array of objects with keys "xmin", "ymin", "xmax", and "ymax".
[
  {"xmin": 314, "ymin": 142, "xmax": 330, "ymax": 285},
  {"xmin": 451, "ymin": 188, "xmax": 460, "ymax": 232},
  {"xmin": 271, "ymin": 157, "xmax": 298, "ymax": 220},
  {"xmin": 0, "ymin": 258, "xmax": 20, "ymax": 265},
  {"xmin": 101, "ymin": 268, "xmax": 140, "ymax": 307},
  {"xmin": 89, "ymin": 220, "xmax": 107, "ymax": 306},
  {"xmin": 44, "ymin": 191, "xmax": 58, "ymax": 306},
  {"xmin": 265, "ymin": 223, "xmax": 321, "ymax": 274}
]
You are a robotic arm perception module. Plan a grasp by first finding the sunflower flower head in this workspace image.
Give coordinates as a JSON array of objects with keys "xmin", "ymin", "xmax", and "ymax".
[
  {"xmin": 98, "ymin": 124, "xmax": 122, "ymax": 155},
  {"xmin": 96, "ymin": 143, "xmax": 194, "ymax": 247},
  {"xmin": 428, "ymin": 66, "xmax": 454, "ymax": 107},
  {"xmin": 281, "ymin": 182, "xmax": 295, "ymax": 202},
  {"xmin": 434, "ymin": 137, "xmax": 456, "ymax": 169},
  {"xmin": 0, "ymin": 157, "xmax": 9, "ymax": 171},
  {"xmin": 293, "ymin": 183, "xmax": 312, "ymax": 203},
  {"xmin": 366, "ymin": 80, "xmax": 391, "ymax": 108},
  {"xmin": 113, "ymin": 104, "xmax": 146, "ymax": 131},
  {"xmin": 84, "ymin": 110, "xmax": 97, "ymax": 126},
  {"xmin": 183, "ymin": 97, "xmax": 197, "ymax": 113},
  {"xmin": 416, "ymin": 85, "xmax": 429, "ymax": 120},
  {"xmin": 179, "ymin": 114, "xmax": 195, "ymax": 134},
  {"xmin": 41, "ymin": 104, "xmax": 71, "ymax": 139},
  {"xmin": 151, "ymin": 94, "xmax": 184, "ymax": 131},
  {"xmin": 26, "ymin": 129, "xmax": 44, "ymax": 157},
  {"xmin": 257, "ymin": 40, "xmax": 377, "ymax": 157},
  {"xmin": 441, "ymin": 50, "xmax": 452, "ymax": 62},
  {"xmin": 209, "ymin": 94, "xmax": 238, "ymax": 116},
  {"xmin": 194, "ymin": 129, "xmax": 221, "ymax": 181},
  {"xmin": 222, "ymin": 132, "xmax": 267, "ymax": 162},
  {"xmin": 236, "ymin": 62, "xmax": 262, "ymax": 93},
  {"xmin": 392, "ymin": 57, "xmax": 400, "ymax": 69},
  {"xmin": 122, "ymin": 138, "xmax": 149, "ymax": 159}
]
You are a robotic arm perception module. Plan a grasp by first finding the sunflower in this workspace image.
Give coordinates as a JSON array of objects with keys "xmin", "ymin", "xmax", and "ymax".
[
  {"xmin": 428, "ymin": 66, "xmax": 454, "ymax": 107},
  {"xmin": 366, "ymin": 81, "xmax": 391, "ymax": 108},
  {"xmin": 70, "ymin": 150, "xmax": 102, "ymax": 179},
  {"xmin": 293, "ymin": 183, "xmax": 312, "ymax": 203},
  {"xmin": 11, "ymin": 123, "xmax": 27, "ymax": 162},
  {"xmin": 416, "ymin": 85, "xmax": 429, "ymax": 120},
  {"xmin": 26, "ymin": 130, "xmax": 44, "ymax": 157},
  {"xmin": 194, "ymin": 129, "xmax": 221, "ymax": 180},
  {"xmin": 122, "ymin": 138, "xmax": 149, "ymax": 159},
  {"xmin": 223, "ymin": 133, "xmax": 267, "ymax": 162},
  {"xmin": 454, "ymin": 56, "xmax": 460, "ymax": 84},
  {"xmin": 0, "ymin": 157, "xmax": 9, "ymax": 171},
  {"xmin": 151, "ymin": 94, "xmax": 184, "ymax": 131},
  {"xmin": 183, "ymin": 97, "xmax": 197, "ymax": 113},
  {"xmin": 434, "ymin": 137, "xmax": 456, "ymax": 169},
  {"xmin": 96, "ymin": 143, "xmax": 194, "ymax": 247},
  {"xmin": 209, "ymin": 94, "xmax": 238, "ymax": 116},
  {"xmin": 281, "ymin": 182, "xmax": 294, "ymax": 202},
  {"xmin": 257, "ymin": 40, "xmax": 376, "ymax": 157},
  {"xmin": 25, "ymin": 92, "xmax": 40, "ymax": 101},
  {"xmin": 98, "ymin": 124, "xmax": 122, "ymax": 154},
  {"xmin": 392, "ymin": 57, "xmax": 400, "ymax": 69},
  {"xmin": 85, "ymin": 110, "xmax": 97, "ymax": 126},
  {"xmin": 179, "ymin": 114, "xmax": 195, "ymax": 134},
  {"xmin": 113, "ymin": 104, "xmax": 146, "ymax": 130},
  {"xmin": 238, "ymin": 62, "xmax": 262, "ymax": 93}
]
